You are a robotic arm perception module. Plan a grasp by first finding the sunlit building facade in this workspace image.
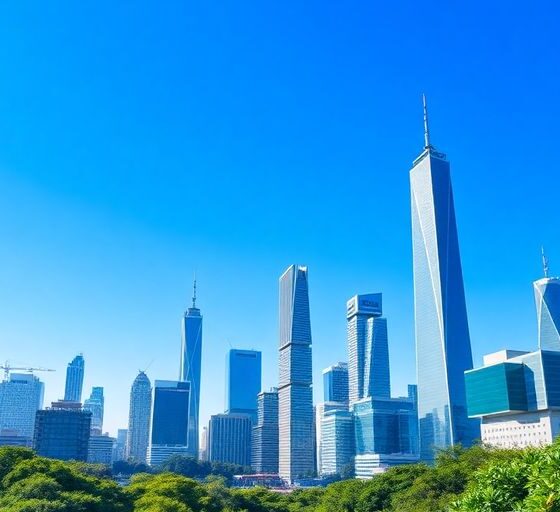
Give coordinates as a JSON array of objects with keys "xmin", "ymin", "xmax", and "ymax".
[
  {"xmin": 323, "ymin": 362, "xmax": 349, "ymax": 404},
  {"xmin": 64, "ymin": 354, "xmax": 85, "ymax": 403},
  {"xmin": 226, "ymin": 349, "xmax": 262, "ymax": 422},
  {"xmin": 127, "ymin": 371, "xmax": 152, "ymax": 463},
  {"xmin": 534, "ymin": 273, "xmax": 560, "ymax": 351},
  {"xmin": 252, "ymin": 388, "xmax": 279, "ymax": 473}
]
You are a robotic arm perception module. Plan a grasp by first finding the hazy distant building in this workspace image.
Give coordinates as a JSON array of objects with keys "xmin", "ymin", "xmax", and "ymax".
[
  {"xmin": 64, "ymin": 354, "xmax": 85, "ymax": 403},
  {"xmin": 323, "ymin": 362, "xmax": 349, "ymax": 404},
  {"xmin": 113, "ymin": 428, "xmax": 128, "ymax": 461},
  {"xmin": 200, "ymin": 426, "xmax": 208, "ymax": 462},
  {"xmin": 180, "ymin": 281, "xmax": 203, "ymax": 458},
  {"xmin": 148, "ymin": 380, "xmax": 190, "ymax": 466},
  {"xmin": 226, "ymin": 349, "xmax": 262, "ymax": 422},
  {"xmin": 534, "ymin": 251, "xmax": 560, "ymax": 351},
  {"xmin": 208, "ymin": 413, "xmax": 252, "ymax": 467},
  {"xmin": 252, "ymin": 388, "xmax": 279, "ymax": 473},
  {"xmin": 88, "ymin": 434, "xmax": 115, "ymax": 464},
  {"xmin": 410, "ymin": 96, "xmax": 479, "ymax": 460},
  {"xmin": 127, "ymin": 371, "xmax": 152, "ymax": 463},
  {"xmin": 34, "ymin": 401, "xmax": 91, "ymax": 461},
  {"xmin": 278, "ymin": 265, "xmax": 314, "ymax": 482},
  {"xmin": 0, "ymin": 373, "xmax": 44, "ymax": 440},
  {"xmin": 83, "ymin": 387, "xmax": 104, "ymax": 434}
]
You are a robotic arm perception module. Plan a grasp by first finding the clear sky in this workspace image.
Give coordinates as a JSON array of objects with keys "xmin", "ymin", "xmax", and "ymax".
[{"xmin": 0, "ymin": 2, "xmax": 558, "ymax": 437}]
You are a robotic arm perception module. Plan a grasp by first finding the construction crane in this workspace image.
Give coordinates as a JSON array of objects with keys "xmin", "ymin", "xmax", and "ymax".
[{"xmin": 0, "ymin": 361, "xmax": 55, "ymax": 381}]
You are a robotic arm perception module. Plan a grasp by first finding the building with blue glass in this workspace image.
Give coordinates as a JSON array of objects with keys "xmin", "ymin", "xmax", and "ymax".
[
  {"xmin": 534, "ymin": 252, "xmax": 560, "ymax": 351},
  {"xmin": 319, "ymin": 405, "xmax": 354, "ymax": 476},
  {"xmin": 347, "ymin": 294, "xmax": 389, "ymax": 404},
  {"xmin": 252, "ymin": 388, "xmax": 279, "ymax": 473},
  {"xmin": 208, "ymin": 413, "xmax": 253, "ymax": 467},
  {"xmin": 64, "ymin": 354, "xmax": 85, "ymax": 403},
  {"xmin": 226, "ymin": 349, "xmax": 262, "ymax": 422},
  {"xmin": 180, "ymin": 280, "xmax": 203, "ymax": 459},
  {"xmin": 410, "ymin": 96, "xmax": 479, "ymax": 460},
  {"xmin": 278, "ymin": 265, "xmax": 314, "ymax": 482},
  {"xmin": 466, "ymin": 349, "xmax": 560, "ymax": 448},
  {"xmin": 148, "ymin": 380, "xmax": 190, "ymax": 466},
  {"xmin": 83, "ymin": 387, "xmax": 104, "ymax": 434},
  {"xmin": 323, "ymin": 362, "xmax": 349, "ymax": 404}
]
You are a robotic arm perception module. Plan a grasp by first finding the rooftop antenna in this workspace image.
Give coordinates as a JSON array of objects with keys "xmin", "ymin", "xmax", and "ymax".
[
  {"xmin": 423, "ymin": 93, "xmax": 431, "ymax": 149},
  {"xmin": 542, "ymin": 246, "xmax": 549, "ymax": 278},
  {"xmin": 192, "ymin": 274, "xmax": 197, "ymax": 309}
]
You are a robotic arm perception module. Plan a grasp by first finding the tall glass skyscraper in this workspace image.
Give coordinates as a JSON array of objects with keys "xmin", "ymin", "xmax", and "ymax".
[
  {"xmin": 127, "ymin": 371, "xmax": 152, "ymax": 463},
  {"xmin": 252, "ymin": 388, "xmax": 279, "ymax": 473},
  {"xmin": 83, "ymin": 387, "xmax": 104, "ymax": 434},
  {"xmin": 64, "ymin": 354, "xmax": 84, "ymax": 403},
  {"xmin": 323, "ymin": 362, "xmax": 349, "ymax": 403},
  {"xmin": 347, "ymin": 294, "xmax": 389, "ymax": 404},
  {"xmin": 410, "ymin": 96, "xmax": 479, "ymax": 460},
  {"xmin": 226, "ymin": 349, "xmax": 262, "ymax": 421},
  {"xmin": 179, "ymin": 280, "xmax": 202, "ymax": 458},
  {"xmin": 208, "ymin": 413, "xmax": 253, "ymax": 467},
  {"xmin": 534, "ymin": 251, "xmax": 560, "ymax": 351},
  {"xmin": 278, "ymin": 265, "xmax": 314, "ymax": 482}
]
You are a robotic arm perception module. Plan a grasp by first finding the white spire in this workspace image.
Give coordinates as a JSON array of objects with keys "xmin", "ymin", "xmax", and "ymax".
[
  {"xmin": 542, "ymin": 247, "xmax": 549, "ymax": 278},
  {"xmin": 423, "ymin": 93, "xmax": 431, "ymax": 149}
]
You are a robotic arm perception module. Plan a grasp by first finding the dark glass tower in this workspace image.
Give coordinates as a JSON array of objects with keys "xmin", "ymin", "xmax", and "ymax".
[
  {"xmin": 410, "ymin": 96, "xmax": 479, "ymax": 460},
  {"xmin": 226, "ymin": 349, "xmax": 262, "ymax": 422},
  {"xmin": 64, "ymin": 354, "xmax": 84, "ymax": 403},
  {"xmin": 179, "ymin": 280, "xmax": 202, "ymax": 458}
]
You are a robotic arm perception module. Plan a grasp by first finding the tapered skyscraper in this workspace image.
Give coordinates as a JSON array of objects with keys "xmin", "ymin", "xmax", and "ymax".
[
  {"xmin": 179, "ymin": 280, "xmax": 202, "ymax": 458},
  {"xmin": 127, "ymin": 371, "xmax": 152, "ymax": 463},
  {"xmin": 64, "ymin": 354, "xmax": 85, "ymax": 403},
  {"xmin": 534, "ymin": 249, "xmax": 560, "ymax": 351},
  {"xmin": 278, "ymin": 265, "xmax": 314, "ymax": 482},
  {"xmin": 410, "ymin": 96, "xmax": 479, "ymax": 460}
]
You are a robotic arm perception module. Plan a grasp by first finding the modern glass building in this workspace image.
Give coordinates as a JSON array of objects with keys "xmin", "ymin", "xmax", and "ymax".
[
  {"xmin": 319, "ymin": 404, "xmax": 354, "ymax": 476},
  {"xmin": 252, "ymin": 388, "xmax": 279, "ymax": 473},
  {"xmin": 64, "ymin": 354, "xmax": 85, "ymax": 403},
  {"xmin": 113, "ymin": 428, "xmax": 128, "ymax": 461},
  {"xmin": 88, "ymin": 434, "xmax": 115, "ymax": 464},
  {"xmin": 226, "ymin": 349, "xmax": 262, "ymax": 422},
  {"xmin": 278, "ymin": 264, "xmax": 314, "ymax": 482},
  {"xmin": 410, "ymin": 96, "xmax": 479, "ymax": 460},
  {"xmin": 33, "ymin": 401, "xmax": 91, "ymax": 462},
  {"xmin": 127, "ymin": 371, "xmax": 152, "ymax": 463},
  {"xmin": 179, "ymin": 280, "xmax": 203, "ymax": 458},
  {"xmin": 466, "ymin": 349, "xmax": 560, "ymax": 448},
  {"xmin": 83, "ymin": 387, "xmax": 104, "ymax": 434},
  {"xmin": 534, "ymin": 253, "xmax": 560, "ymax": 351},
  {"xmin": 347, "ymin": 294, "xmax": 389, "ymax": 404},
  {"xmin": 148, "ymin": 380, "xmax": 190, "ymax": 466},
  {"xmin": 0, "ymin": 373, "xmax": 44, "ymax": 440},
  {"xmin": 323, "ymin": 362, "xmax": 349, "ymax": 404},
  {"xmin": 208, "ymin": 413, "xmax": 252, "ymax": 467}
]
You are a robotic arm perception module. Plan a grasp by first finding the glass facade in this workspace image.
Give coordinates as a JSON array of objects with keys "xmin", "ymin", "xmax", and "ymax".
[
  {"xmin": 323, "ymin": 362, "xmax": 349, "ymax": 404},
  {"xmin": 208, "ymin": 413, "xmax": 252, "ymax": 467},
  {"xmin": 278, "ymin": 265, "xmax": 314, "ymax": 482},
  {"xmin": 320, "ymin": 409, "xmax": 354, "ymax": 475},
  {"xmin": 252, "ymin": 388, "xmax": 279, "ymax": 473},
  {"xmin": 64, "ymin": 354, "xmax": 84, "ymax": 403},
  {"xmin": 150, "ymin": 380, "xmax": 190, "ymax": 446},
  {"xmin": 127, "ymin": 371, "xmax": 152, "ymax": 463},
  {"xmin": 83, "ymin": 386, "xmax": 104, "ymax": 434},
  {"xmin": 347, "ymin": 294, "xmax": 390, "ymax": 405},
  {"xmin": 180, "ymin": 293, "xmax": 203, "ymax": 458},
  {"xmin": 410, "ymin": 142, "xmax": 479, "ymax": 460},
  {"xmin": 226, "ymin": 349, "xmax": 262, "ymax": 422},
  {"xmin": 534, "ymin": 277, "xmax": 560, "ymax": 351}
]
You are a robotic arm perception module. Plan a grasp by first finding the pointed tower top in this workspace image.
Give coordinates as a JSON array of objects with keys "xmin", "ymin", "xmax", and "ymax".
[
  {"xmin": 192, "ymin": 275, "xmax": 197, "ymax": 308},
  {"xmin": 423, "ymin": 93, "xmax": 431, "ymax": 149},
  {"xmin": 542, "ymin": 247, "xmax": 550, "ymax": 278}
]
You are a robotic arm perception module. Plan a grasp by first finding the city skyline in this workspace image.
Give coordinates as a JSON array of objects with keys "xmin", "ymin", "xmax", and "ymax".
[{"xmin": 0, "ymin": 3, "xmax": 558, "ymax": 438}]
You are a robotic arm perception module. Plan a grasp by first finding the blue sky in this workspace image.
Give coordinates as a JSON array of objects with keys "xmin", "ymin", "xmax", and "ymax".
[{"xmin": 0, "ymin": 2, "xmax": 558, "ymax": 436}]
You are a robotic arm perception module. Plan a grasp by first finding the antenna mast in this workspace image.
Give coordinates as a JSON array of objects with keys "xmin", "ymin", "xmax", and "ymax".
[
  {"xmin": 542, "ymin": 247, "xmax": 550, "ymax": 278},
  {"xmin": 423, "ymin": 93, "xmax": 431, "ymax": 149},
  {"xmin": 192, "ymin": 276, "xmax": 197, "ymax": 308}
]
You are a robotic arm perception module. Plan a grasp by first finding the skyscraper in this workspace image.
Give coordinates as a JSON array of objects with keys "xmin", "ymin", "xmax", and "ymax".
[
  {"xmin": 226, "ymin": 349, "xmax": 262, "ymax": 421},
  {"xmin": 410, "ymin": 95, "xmax": 479, "ymax": 460},
  {"xmin": 278, "ymin": 264, "xmax": 314, "ymax": 482},
  {"xmin": 323, "ymin": 362, "xmax": 349, "ymax": 404},
  {"xmin": 534, "ymin": 250, "xmax": 560, "ymax": 351},
  {"xmin": 64, "ymin": 354, "xmax": 85, "ymax": 403},
  {"xmin": 252, "ymin": 388, "xmax": 279, "ymax": 473},
  {"xmin": 148, "ymin": 380, "xmax": 190, "ymax": 466},
  {"xmin": 127, "ymin": 371, "xmax": 152, "ymax": 463},
  {"xmin": 179, "ymin": 280, "xmax": 202, "ymax": 458},
  {"xmin": 83, "ymin": 387, "xmax": 104, "ymax": 434},
  {"xmin": 0, "ymin": 373, "xmax": 44, "ymax": 439},
  {"xmin": 208, "ymin": 413, "xmax": 253, "ymax": 467},
  {"xmin": 320, "ymin": 409, "xmax": 354, "ymax": 476}
]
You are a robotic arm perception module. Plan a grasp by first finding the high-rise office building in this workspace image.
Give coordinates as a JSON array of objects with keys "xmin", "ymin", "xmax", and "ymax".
[
  {"xmin": 113, "ymin": 428, "xmax": 128, "ymax": 461},
  {"xmin": 127, "ymin": 371, "xmax": 152, "ymax": 463},
  {"xmin": 0, "ymin": 373, "xmax": 44, "ymax": 440},
  {"xmin": 534, "ymin": 250, "xmax": 560, "ymax": 351},
  {"xmin": 347, "ymin": 294, "xmax": 389, "ymax": 404},
  {"xmin": 83, "ymin": 387, "xmax": 104, "ymax": 434},
  {"xmin": 278, "ymin": 265, "xmax": 314, "ymax": 482},
  {"xmin": 323, "ymin": 362, "xmax": 349, "ymax": 404},
  {"xmin": 226, "ymin": 349, "xmax": 262, "ymax": 422},
  {"xmin": 252, "ymin": 388, "xmax": 279, "ymax": 473},
  {"xmin": 179, "ymin": 280, "xmax": 203, "ymax": 458},
  {"xmin": 320, "ymin": 409, "xmax": 354, "ymax": 476},
  {"xmin": 410, "ymin": 96, "xmax": 479, "ymax": 460},
  {"xmin": 64, "ymin": 354, "xmax": 85, "ymax": 403},
  {"xmin": 148, "ymin": 380, "xmax": 190, "ymax": 466},
  {"xmin": 208, "ymin": 413, "xmax": 252, "ymax": 467},
  {"xmin": 34, "ymin": 401, "xmax": 91, "ymax": 461},
  {"xmin": 317, "ymin": 401, "xmax": 350, "ymax": 475},
  {"xmin": 88, "ymin": 434, "xmax": 115, "ymax": 464},
  {"xmin": 200, "ymin": 426, "xmax": 208, "ymax": 462}
]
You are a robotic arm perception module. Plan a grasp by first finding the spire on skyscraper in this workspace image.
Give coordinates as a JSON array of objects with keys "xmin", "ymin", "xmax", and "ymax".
[
  {"xmin": 423, "ymin": 93, "xmax": 431, "ymax": 149},
  {"xmin": 542, "ymin": 247, "xmax": 550, "ymax": 278},
  {"xmin": 192, "ymin": 276, "xmax": 197, "ymax": 309}
]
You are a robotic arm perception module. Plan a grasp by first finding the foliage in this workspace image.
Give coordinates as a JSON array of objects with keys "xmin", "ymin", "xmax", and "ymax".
[{"xmin": 160, "ymin": 455, "xmax": 252, "ymax": 482}]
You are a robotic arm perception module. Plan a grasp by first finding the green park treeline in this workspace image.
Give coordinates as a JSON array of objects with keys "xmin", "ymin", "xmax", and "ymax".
[{"xmin": 2, "ymin": 440, "xmax": 560, "ymax": 512}]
